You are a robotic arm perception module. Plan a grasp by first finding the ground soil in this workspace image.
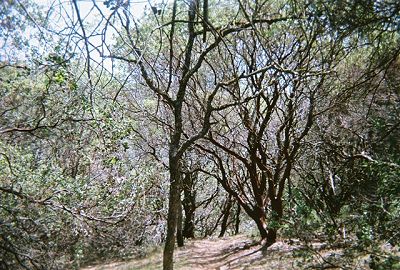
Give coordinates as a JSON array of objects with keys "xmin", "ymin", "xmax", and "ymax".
[{"xmin": 81, "ymin": 235, "xmax": 371, "ymax": 270}]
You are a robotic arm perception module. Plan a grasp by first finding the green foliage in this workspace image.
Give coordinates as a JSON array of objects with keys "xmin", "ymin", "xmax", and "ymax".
[
  {"xmin": 1, "ymin": 0, "xmax": 399, "ymax": 269},
  {"xmin": 307, "ymin": 0, "xmax": 400, "ymax": 33},
  {"xmin": 370, "ymin": 253, "xmax": 400, "ymax": 270}
]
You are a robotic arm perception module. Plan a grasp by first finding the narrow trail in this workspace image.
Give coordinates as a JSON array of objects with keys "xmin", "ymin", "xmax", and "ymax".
[{"xmin": 82, "ymin": 235, "xmax": 365, "ymax": 270}]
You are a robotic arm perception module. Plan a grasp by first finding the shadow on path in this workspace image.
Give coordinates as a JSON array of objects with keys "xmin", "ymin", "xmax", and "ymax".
[{"xmin": 81, "ymin": 235, "xmax": 356, "ymax": 270}]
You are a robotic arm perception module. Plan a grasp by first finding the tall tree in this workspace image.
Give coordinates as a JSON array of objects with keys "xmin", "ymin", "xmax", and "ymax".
[
  {"xmin": 196, "ymin": 4, "xmax": 343, "ymax": 245},
  {"xmin": 82, "ymin": 1, "xmax": 291, "ymax": 268}
]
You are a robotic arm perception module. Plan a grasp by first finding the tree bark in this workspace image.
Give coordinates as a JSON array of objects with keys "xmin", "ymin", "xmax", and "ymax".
[
  {"xmin": 254, "ymin": 215, "xmax": 269, "ymax": 243},
  {"xmin": 265, "ymin": 197, "xmax": 283, "ymax": 246},
  {"xmin": 182, "ymin": 206, "xmax": 195, "ymax": 238},
  {"xmin": 218, "ymin": 195, "xmax": 233, "ymax": 237},
  {"xmin": 163, "ymin": 156, "xmax": 181, "ymax": 270},
  {"xmin": 182, "ymin": 171, "xmax": 196, "ymax": 238},
  {"xmin": 176, "ymin": 193, "xmax": 184, "ymax": 247},
  {"xmin": 234, "ymin": 202, "xmax": 241, "ymax": 235}
]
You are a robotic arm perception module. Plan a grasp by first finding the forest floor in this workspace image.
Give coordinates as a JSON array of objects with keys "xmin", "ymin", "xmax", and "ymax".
[{"xmin": 82, "ymin": 235, "xmax": 372, "ymax": 270}]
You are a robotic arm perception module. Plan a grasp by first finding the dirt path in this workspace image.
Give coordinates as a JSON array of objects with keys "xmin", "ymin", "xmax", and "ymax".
[{"xmin": 81, "ymin": 235, "xmax": 366, "ymax": 270}]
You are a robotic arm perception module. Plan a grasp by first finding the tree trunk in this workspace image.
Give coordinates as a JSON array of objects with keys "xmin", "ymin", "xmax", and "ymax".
[
  {"xmin": 234, "ymin": 202, "xmax": 241, "ymax": 235},
  {"xmin": 176, "ymin": 194, "xmax": 184, "ymax": 247},
  {"xmin": 182, "ymin": 172, "xmax": 196, "ymax": 238},
  {"xmin": 219, "ymin": 195, "xmax": 233, "ymax": 237},
  {"xmin": 182, "ymin": 208, "xmax": 195, "ymax": 238},
  {"xmin": 163, "ymin": 157, "xmax": 181, "ymax": 270},
  {"xmin": 246, "ymin": 205, "xmax": 271, "ymax": 246},
  {"xmin": 266, "ymin": 197, "xmax": 283, "ymax": 246},
  {"xmin": 254, "ymin": 216, "xmax": 269, "ymax": 243},
  {"xmin": 266, "ymin": 229, "xmax": 277, "ymax": 246}
]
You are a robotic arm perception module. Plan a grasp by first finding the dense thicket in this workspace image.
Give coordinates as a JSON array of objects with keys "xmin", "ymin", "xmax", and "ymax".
[{"xmin": 0, "ymin": 0, "xmax": 399, "ymax": 269}]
